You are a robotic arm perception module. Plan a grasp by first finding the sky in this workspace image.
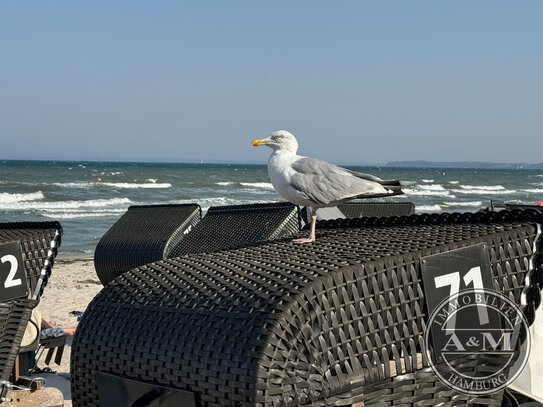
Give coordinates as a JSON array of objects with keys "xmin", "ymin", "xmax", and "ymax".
[{"xmin": 1, "ymin": 1, "xmax": 542, "ymax": 164}]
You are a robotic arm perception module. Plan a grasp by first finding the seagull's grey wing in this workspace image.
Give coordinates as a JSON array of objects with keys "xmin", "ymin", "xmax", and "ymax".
[
  {"xmin": 345, "ymin": 169, "xmax": 383, "ymax": 183},
  {"xmin": 289, "ymin": 157, "xmax": 388, "ymax": 206}
]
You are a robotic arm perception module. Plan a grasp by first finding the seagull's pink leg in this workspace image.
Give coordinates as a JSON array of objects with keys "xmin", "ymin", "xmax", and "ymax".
[{"xmin": 293, "ymin": 214, "xmax": 317, "ymax": 244}]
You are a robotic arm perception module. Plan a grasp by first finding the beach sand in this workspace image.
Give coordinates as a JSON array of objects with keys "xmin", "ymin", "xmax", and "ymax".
[
  {"xmin": 39, "ymin": 258, "xmax": 102, "ymax": 332},
  {"xmin": 31, "ymin": 257, "xmax": 103, "ymax": 406}
]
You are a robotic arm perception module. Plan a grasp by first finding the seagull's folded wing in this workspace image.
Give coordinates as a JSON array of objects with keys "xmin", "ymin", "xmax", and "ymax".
[{"xmin": 289, "ymin": 157, "xmax": 390, "ymax": 206}]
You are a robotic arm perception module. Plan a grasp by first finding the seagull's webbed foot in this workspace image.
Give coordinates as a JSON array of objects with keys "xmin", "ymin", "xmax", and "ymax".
[
  {"xmin": 292, "ymin": 236, "xmax": 316, "ymax": 244},
  {"xmin": 292, "ymin": 212, "xmax": 317, "ymax": 244}
]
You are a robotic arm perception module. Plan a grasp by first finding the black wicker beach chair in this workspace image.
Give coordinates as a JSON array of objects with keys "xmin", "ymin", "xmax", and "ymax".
[
  {"xmin": 490, "ymin": 201, "xmax": 543, "ymax": 213},
  {"xmin": 337, "ymin": 201, "xmax": 415, "ymax": 218},
  {"xmin": 0, "ymin": 222, "xmax": 62, "ymax": 394},
  {"xmin": 94, "ymin": 204, "xmax": 201, "ymax": 285},
  {"xmin": 167, "ymin": 202, "xmax": 302, "ymax": 257},
  {"xmin": 71, "ymin": 210, "xmax": 543, "ymax": 406}
]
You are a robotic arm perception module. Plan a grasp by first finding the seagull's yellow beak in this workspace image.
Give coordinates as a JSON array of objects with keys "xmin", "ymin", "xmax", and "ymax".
[{"xmin": 251, "ymin": 139, "xmax": 267, "ymax": 147}]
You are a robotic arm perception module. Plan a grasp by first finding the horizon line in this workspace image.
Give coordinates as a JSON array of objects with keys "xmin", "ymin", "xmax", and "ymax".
[{"xmin": 1, "ymin": 157, "xmax": 543, "ymax": 169}]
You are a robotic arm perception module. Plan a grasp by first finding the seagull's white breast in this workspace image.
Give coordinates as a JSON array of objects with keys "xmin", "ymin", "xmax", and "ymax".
[{"xmin": 267, "ymin": 151, "xmax": 314, "ymax": 207}]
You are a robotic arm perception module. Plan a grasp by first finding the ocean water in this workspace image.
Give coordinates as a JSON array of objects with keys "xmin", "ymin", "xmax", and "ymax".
[{"xmin": 1, "ymin": 160, "xmax": 543, "ymax": 257}]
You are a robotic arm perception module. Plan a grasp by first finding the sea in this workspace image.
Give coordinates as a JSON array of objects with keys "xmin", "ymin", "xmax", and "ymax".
[{"xmin": 1, "ymin": 160, "xmax": 543, "ymax": 258}]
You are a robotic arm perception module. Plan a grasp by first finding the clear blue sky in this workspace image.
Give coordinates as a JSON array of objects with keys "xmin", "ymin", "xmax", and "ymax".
[{"xmin": 1, "ymin": 1, "xmax": 542, "ymax": 164}]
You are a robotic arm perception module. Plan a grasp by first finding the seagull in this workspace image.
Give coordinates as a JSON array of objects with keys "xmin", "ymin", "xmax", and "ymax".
[{"xmin": 251, "ymin": 130, "xmax": 404, "ymax": 243}]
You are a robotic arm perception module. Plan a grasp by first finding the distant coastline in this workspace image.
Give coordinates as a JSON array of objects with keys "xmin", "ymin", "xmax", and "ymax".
[
  {"xmin": 385, "ymin": 161, "xmax": 543, "ymax": 170},
  {"xmin": 2, "ymin": 158, "xmax": 543, "ymax": 170}
]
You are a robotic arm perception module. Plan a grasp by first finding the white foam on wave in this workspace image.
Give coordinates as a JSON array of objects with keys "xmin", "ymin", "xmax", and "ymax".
[
  {"xmin": 97, "ymin": 171, "xmax": 123, "ymax": 176},
  {"xmin": 452, "ymin": 188, "xmax": 517, "ymax": 195},
  {"xmin": 240, "ymin": 182, "xmax": 274, "ymax": 189},
  {"xmin": 459, "ymin": 185, "xmax": 506, "ymax": 190},
  {"xmin": 449, "ymin": 181, "xmax": 460, "ymax": 184},
  {"xmin": 42, "ymin": 207, "xmax": 127, "ymax": 214},
  {"xmin": 422, "ymin": 179, "xmax": 434, "ymax": 183},
  {"xmin": 41, "ymin": 210, "xmax": 125, "ymax": 219},
  {"xmin": 53, "ymin": 181, "xmax": 171, "ymax": 189},
  {"xmin": 522, "ymin": 188, "xmax": 543, "ymax": 194},
  {"xmin": 443, "ymin": 201, "xmax": 484, "ymax": 207},
  {"xmin": 101, "ymin": 182, "xmax": 171, "ymax": 189},
  {"xmin": 52, "ymin": 182, "xmax": 95, "ymax": 188},
  {"xmin": 416, "ymin": 204, "xmax": 442, "ymax": 212},
  {"xmin": 0, "ymin": 191, "xmax": 45, "ymax": 204},
  {"xmin": 0, "ymin": 197, "xmax": 131, "ymax": 211},
  {"xmin": 216, "ymin": 181, "xmax": 274, "ymax": 189},
  {"xmin": 405, "ymin": 188, "xmax": 453, "ymax": 198},
  {"xmin": 419, "ymin": 184, "xmax": 446, "ymax": 191}
]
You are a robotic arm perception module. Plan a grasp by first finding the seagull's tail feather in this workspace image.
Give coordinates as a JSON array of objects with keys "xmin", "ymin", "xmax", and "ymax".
[
  {"xmin": 349, "ymin": 170, "xmax": 404, "ymax": 197},
  {"xmin": 349, "ymin": 181, "xmax": 404, "ymax": 200},
  {"xmin": 380, "ymin": 180, "xmax": 404, "ymax": 196}
]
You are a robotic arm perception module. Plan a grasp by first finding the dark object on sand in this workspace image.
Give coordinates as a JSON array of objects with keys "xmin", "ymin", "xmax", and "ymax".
[{"xmin": 69, "ymin": 310, "xmax": 84, "ymax": 321}]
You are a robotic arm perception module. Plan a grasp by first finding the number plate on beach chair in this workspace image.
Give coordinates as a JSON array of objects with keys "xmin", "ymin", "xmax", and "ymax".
[
  {"xmin": 0, "ymin": 241, "xmax": 28, "ymax": 302},
  {"xmin": 421, "ymin": 244, "xmax": 498, "ymax": 362}
]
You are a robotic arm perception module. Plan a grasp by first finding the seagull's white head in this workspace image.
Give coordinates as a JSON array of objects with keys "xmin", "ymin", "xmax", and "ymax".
[{"xmin": 251, "ymin": 130, "xmax": 298, "ymax": 153}]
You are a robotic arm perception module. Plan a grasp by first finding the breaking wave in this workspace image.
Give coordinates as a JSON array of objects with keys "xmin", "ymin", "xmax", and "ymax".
[{"xmin": 0, "ymin": 191, "xmax": 45, "ymax": 204}]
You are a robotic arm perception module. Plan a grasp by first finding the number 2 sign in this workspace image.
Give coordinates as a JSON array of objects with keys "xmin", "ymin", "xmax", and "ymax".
[{"xmin": 0, "ymin": 242, "xmax": 28, "ymax": 303}]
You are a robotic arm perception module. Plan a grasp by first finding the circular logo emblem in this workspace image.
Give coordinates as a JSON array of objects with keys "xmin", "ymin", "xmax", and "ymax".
[{"xmin": 425, "ymin": 289, "xmax": 530, "ymax": 395}]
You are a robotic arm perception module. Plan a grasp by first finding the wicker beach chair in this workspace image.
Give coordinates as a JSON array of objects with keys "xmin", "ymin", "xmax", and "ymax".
[
  {"xmin": 337, "ymin": 201, "xmax": 415, "ymax": 218},
  {"xmin": 71, "ymin": 210, "xmax": 543, "ymax": 406},
  {"xmin": 0, "ymin": 222, "xmax": 62, "ymax": 395},
  {"xmin": 166, "ymin": 202, "xmax": 303, "ymax": 257},
  {"xmin": 490, "ymin": 201, "xmax": 543, "ymax": 213},
  {"xmin": 94, "ymin": 204, "xmax": 201, "ymax": 285}
]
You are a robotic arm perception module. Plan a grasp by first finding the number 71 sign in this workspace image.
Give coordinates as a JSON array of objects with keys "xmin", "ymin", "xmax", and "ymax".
[
  {"xmin": 0, "ymin": 242, "xmax": 28, "ymax": 303},
  {"xmin": 421, "ymin": 243, "xmax": 500, "ymax": 361}
]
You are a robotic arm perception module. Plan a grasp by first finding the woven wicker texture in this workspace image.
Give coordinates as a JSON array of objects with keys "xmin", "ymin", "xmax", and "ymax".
[
  {"xmin": 337, "ymin": 202, "xmax": 415, "ymax": 218},
  {"xmin": 168, "ymin": 202, "xmax": 302, "ymax": 257},
  {"xmin": 504, "ymin": 203, "xmax": 543, "ymax": 213},
  {"xmin": 94, "ymin": 204, "xmax": 201, "ymax": 285},
  {"xmin": 0, "ymin": 222, "xmax": 62, "ymax": 382},
  {"xmin": 71, "ymin": 210, "xmax": 542, "ymax": 406}
]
